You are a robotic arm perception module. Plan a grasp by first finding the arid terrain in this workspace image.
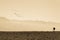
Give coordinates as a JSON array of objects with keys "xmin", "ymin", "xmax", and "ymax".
[
  {"xmin": 0, "ymin": 32, "xmax": 60, "ymax": 40},
  {"xmin": 0, "ymin": 17, "xmax": 60, "ymax": 31}
]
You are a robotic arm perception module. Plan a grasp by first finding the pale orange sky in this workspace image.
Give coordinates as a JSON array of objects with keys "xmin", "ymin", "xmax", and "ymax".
[{"xmin": 0, "ymin": 0, "xmax": 60, "ymax": 22}]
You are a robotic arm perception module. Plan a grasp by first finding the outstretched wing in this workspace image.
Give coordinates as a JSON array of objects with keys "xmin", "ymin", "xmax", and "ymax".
[{"xmin": 14, "ymin": 13, "xmax": 21, "ymax": 17}]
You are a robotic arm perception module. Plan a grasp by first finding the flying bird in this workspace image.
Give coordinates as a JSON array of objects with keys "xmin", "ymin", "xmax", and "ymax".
[{"xmin": 14, "ymin": 13, "xmax": 21, "ymax": 17}]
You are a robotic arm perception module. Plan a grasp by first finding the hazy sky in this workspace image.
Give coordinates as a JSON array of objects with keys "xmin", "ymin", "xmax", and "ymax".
[{"xmin": 0, "ymin": 0, "xmax": 60, "ymax": 22}]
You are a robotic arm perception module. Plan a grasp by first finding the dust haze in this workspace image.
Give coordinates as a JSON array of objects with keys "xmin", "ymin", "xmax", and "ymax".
[
  {"xmin": 0, "ymin": 0, "xmax": 60, "ymax": 31},
  {"xmin": 0, "ymin": 17, "xmax": 60, "ymax": 31}
]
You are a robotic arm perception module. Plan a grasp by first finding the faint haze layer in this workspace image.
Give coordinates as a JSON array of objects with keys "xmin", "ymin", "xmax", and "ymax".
[
  {"xmin": 0, "ymin": 0, "xmax": 60, "ymax": 23},
  {"xmin": 0, "ymin": 17, "xmax": 60, "ymax": 31}
]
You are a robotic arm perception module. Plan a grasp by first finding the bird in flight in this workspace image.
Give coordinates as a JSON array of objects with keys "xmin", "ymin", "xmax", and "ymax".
[
  {"xmin": 53, "ymin": 27, "xmax": 55, "ymax": 31},
  {"xmin": 14, "ymin": 13, "xmax": 21, "ymax": 17}
]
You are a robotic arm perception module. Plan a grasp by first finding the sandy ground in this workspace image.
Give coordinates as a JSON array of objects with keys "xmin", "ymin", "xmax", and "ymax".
[
  {"xmin": 0, "ymin": 32, "xmax": 60, "ymax": 40},
  {"xmin": 0, "ymin": 17, "xmax": 60, "ymax": 31}
]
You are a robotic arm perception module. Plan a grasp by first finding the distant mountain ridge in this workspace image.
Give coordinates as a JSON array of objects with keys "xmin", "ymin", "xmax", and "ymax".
[
  {"xmin": 0, "ymin": 17, "xmax": 60, "ymax": 31},
  {"xmin": 0, "ymin": 17, "xmax": 9, "ymax": 20},
  {"xmin": 0, "ymin": 17, "xmax": 60, "ymax": 24}
]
